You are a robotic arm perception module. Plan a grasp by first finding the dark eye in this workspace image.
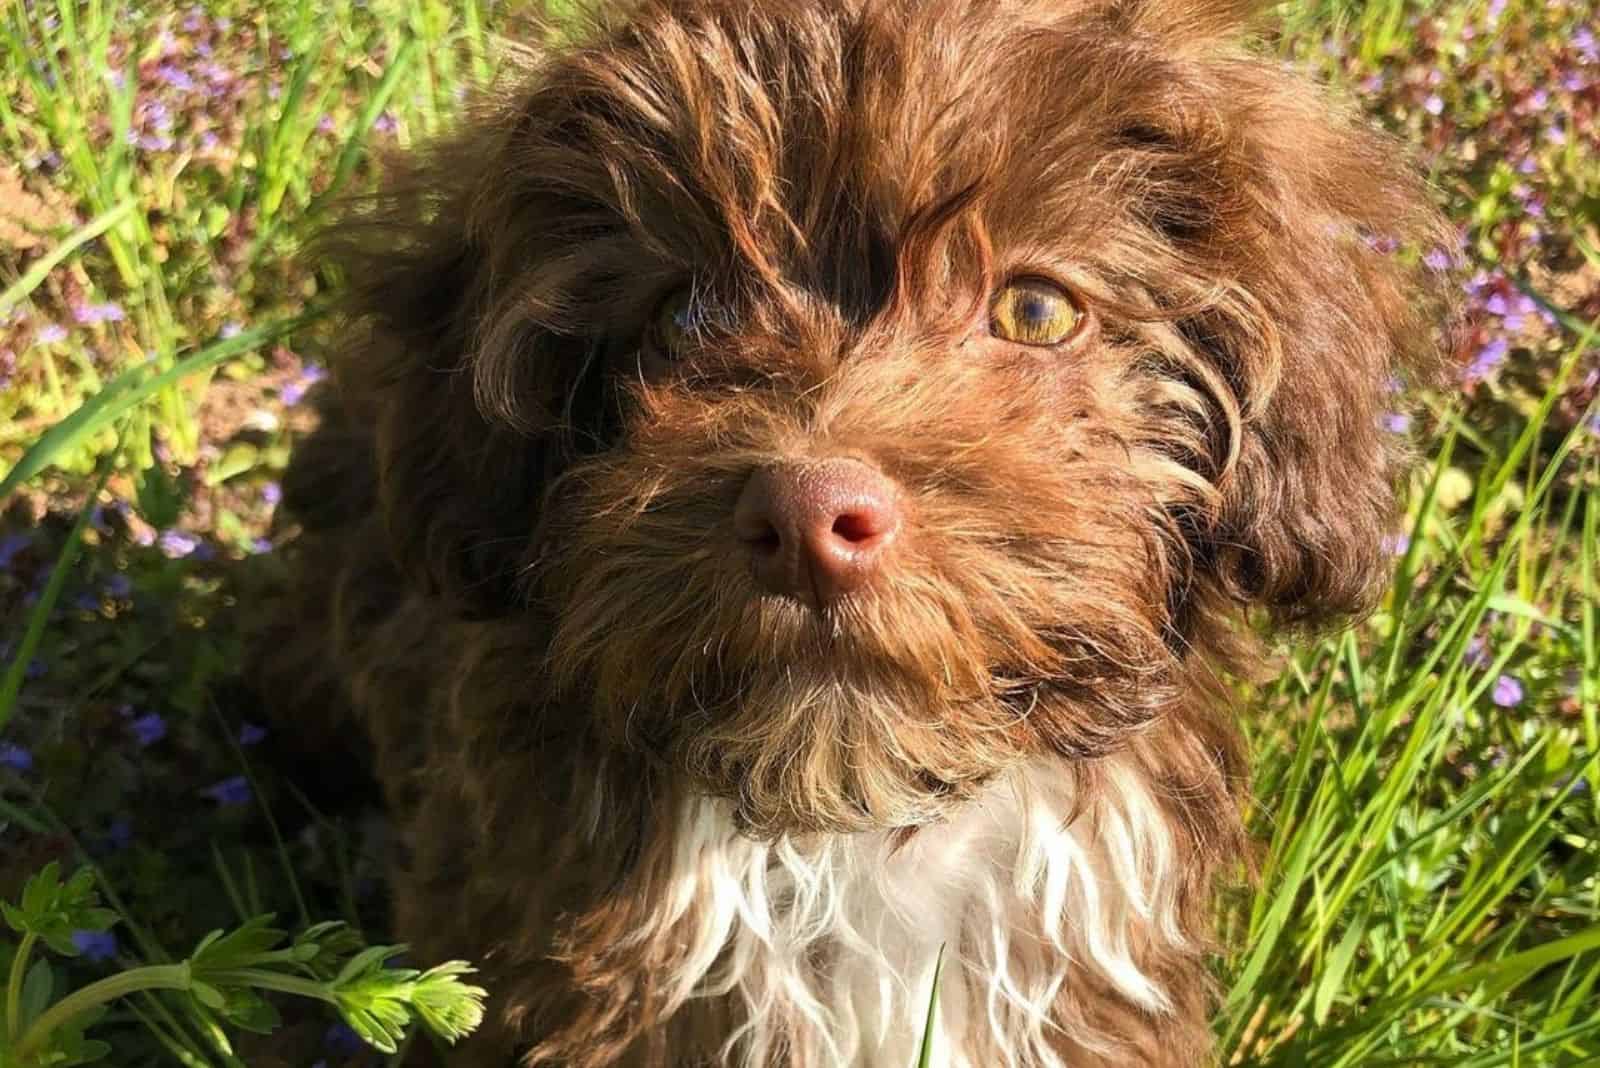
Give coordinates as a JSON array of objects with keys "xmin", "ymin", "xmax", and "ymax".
[
  {"xmin": 648, "ymin": 286, "xmax": 699, "ymax": 360},
  {"xmin": 989, "ymin": 277, "xmax": 1082, "ymax": 346}
]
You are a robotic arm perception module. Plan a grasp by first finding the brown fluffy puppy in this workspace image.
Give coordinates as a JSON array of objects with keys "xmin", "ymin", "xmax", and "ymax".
[{"xmin": 257, "ymin": 0, "xmax": 1451, "ymax": 1064}]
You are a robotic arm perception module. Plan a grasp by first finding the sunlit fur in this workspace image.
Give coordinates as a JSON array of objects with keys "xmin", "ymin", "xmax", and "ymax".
[
  {"xmin": 255, "ymin": 0, "xmax": 1453, "ymax": 1064},
  {"xmin": 637, "ymin": 759, "xmax": 1185, "ymax": 1068}
]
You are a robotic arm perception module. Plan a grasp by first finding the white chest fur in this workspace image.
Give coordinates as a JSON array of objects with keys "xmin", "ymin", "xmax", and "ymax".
[{"xmin": 643, "ymin": 759, "xmax": 1184, "ymax": 1067}]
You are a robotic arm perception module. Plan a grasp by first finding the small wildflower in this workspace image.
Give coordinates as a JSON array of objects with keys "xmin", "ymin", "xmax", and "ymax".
[
  {"xmin": 104, "ymin": 573, "xmax": 133, "ymax": 599},
  {"xmin": 1382, "ymin": 412, "xmax": 1412, "ymax": 433},
  {"xmin": 317, "ymin": 114, "xmax": 336, "ymax": 134},
  {"xmin": 202, "ymin": 776, "xmax": 251, "ymax": 806},
  {"xmin": 1491, "ymin": 674, "xmax": 1524, "ymax": 708},
  {"xmin": 104, "ymin": 818, "xmax": 133, "ymax": 852},
  {"xmin": 158, "ymin": 529, "xmax": 200, "ymax": 558},
  {"xmin": 1464, "ymin": 338, "xmax": 1510, "ymax": 380},
  {"xmin": 1423, "ymin": 94, "xmax": 1444, "ymax": 116},
  {"xmin": 0, "ymin": 743, "xmax": 33, "ymax": 772},
  {"xmin": 1423, "ymin": 247, "xmax": 1453, "ymax": 272},
  {"xmin": 239, "ymin": 722, "xmax": 268, "ymax": 746},
  {"xmin": 1546, "ymin": 124, "xmax": 1567, "ymax": 147},
  {"xmin": 1575, "ymin": 27, "xmax": 1597, "ymax": 62},
  {"xmin": 325, "ymin": 1022, "xmax": 364, "ymax": 1055},
  {"xmin": 155, "ymin": 63, "xmax": 196, "ymax": 91},
  {"xmin": 71, "ymin": 930, "xmax": 119, "ymax": 963},
  {"xmin": 0, "ymin": 533, "xmax": 30, "ymax": 568},
  {"xmin": 129, "ymin": 713, "xmax": 168, "ymax": 748},
  {"xmin": 35, "ymin": 323, "xmax": 68, "ymax": 345},
  {"xmin": 1382, "ymin": 532, "xmax": 1411, "ymax": 556},
  {"xmin": 249, "ymin": 537, "xmax": 274, "ymax": 555},
  {"xmin": 72, "ymin": 302, "xmax": 125, "ymax": 325},
  {"xmin": 220, "ymin": 321, "xmax": 243, "ymax": 339},
  {"xmin": 262, "ymin": 482, "xmax": 283, "ymax": 506}
]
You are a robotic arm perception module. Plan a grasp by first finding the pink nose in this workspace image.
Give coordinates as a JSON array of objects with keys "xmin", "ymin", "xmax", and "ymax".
[{"xmin": 734, "ymin": 459, "xmax": 903, "ymax": 605}]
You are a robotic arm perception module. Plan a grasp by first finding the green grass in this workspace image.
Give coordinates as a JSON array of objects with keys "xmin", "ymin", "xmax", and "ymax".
[{"xmin": 1, "ymin": 0, "xmax": 1597, "ymax": 1064}]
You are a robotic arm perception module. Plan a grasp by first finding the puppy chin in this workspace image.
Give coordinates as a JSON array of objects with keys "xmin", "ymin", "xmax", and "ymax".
[{"xmin": 650, "ymin": 665, "xmax": 1013, "ymax": 836}]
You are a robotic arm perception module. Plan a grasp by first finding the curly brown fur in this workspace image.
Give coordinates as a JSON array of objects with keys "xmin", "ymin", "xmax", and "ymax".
[{"xmin": 255, "ymin": 0, "xmax": 1452, "ymax": 1064}]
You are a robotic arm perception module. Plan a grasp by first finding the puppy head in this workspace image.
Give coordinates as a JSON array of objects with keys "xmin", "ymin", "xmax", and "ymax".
[{"xmin": 328, "ymin": 0, "xmax": 1450, "ymax": 835}]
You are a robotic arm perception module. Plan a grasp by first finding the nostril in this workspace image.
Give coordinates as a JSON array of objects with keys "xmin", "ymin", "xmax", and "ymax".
[
  {"xmin": 831, "ymin": 511, "xmax": 883, "ymax": 545},
  {"xmin": 749, "ymin": 523, "xmax": 782, "ymax": 555}
]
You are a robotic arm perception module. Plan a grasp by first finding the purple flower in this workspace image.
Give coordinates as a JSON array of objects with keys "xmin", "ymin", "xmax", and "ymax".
[
  {"xmin": 1516, "ymin": 156, "xmax": 1538, "ymax": 175},
  {"xmin": 1424, "ymin": 247, "xmax": 1454, "ymax": 272},
  {"xmin": 220, "ymin": 321, "xmax": 242, "ymax": 339},
  {"xmin": 239, "ymin": 722, "xmax": 268, "ymax": 746},
  {"xmin": 1359, "ymin": 74, "xmax": 1384, "ymax": 94},
  {"xmin": 1382, "ymin": 412, "xmax": 1412, "ymax": 433},
  {"xmin": 0, "ymin": 743, "xmax": 33, "ymax": 772},
  {"xmin": 34, "ymin": 323, "xmax": 67, "ymax": 345},
  {"xmin": 317, "ymin": 114, "xmax": 336, "ymax": 134},
  {"xmin": 261, "ymin": 482, "xmax": 282, "ymax": 506},
  {"xmin": 104, "ymin": 573, "xmax": 133, "ymax": 599},
  {"xmin": 158, "ymin": 530, "xmax": 200, "ymax": 558},
  {"xmin": 1528, "ymin": 89, "xmax": 1549, "ymax": 110},
  {"xmin": 155, "ymin": 63, "xmax": 196, "ymax": 91},
  {"xmin": 71, "ymin": 930, "xmax": 119, "ymax": 962},
  {"xmin": 1546, "ymin": 125, "xmax": 1567, "ymax": 147},
  {"xmin": 1423, "ymin": 94, "xmax": 1445, "ymax": 116},
  {"xmin": 1491, "ymin": 674, "xmax": 1524, "ymax": 708},
  {"xmin": 104, "ymin": 818, "xmax": 133, "ymax": 852},
  {"xmin": 1486, "ymin": 0, "xmax": 1506, "ymax": 20},
  {"xmin": 1575, "ymin": 27, "xmax": 1597, "ymax": 62},
  {"xmin": 72, "ymin": 302, "xmax": 125, "ymax": 325},
  {"xmin": 1564, "ymin": 73, "xmax": 1587, "ymax": 92},
  {"xmin": 373, "ymin": 111, "xmax": 398, "ymax": 134},
  {"xmin": 280, "ymin": 366, "xmax": 326, "ymax": 406},
  {"xmin": 0, "ymin": 533, "xmax": 30, "ymax": 568},
  {"xmin": 202, "ymin": 776, "xmax": 251, "ymax": 806},
  {"xmin": 249, "ymin": 537, "xmax": 274, "ymax": 555},
  {"xmin": 1383, "ymin": 532, "xmax": 1411, "ymax": 556},
  {"xmin": 325, "ymin": 1022, "xmax": 364, "ymax": 1055},
  {"xmin": 129, "ymin": 713, "xmax": 167, "ymax": 748},
  {"xmin": 1465, "ymin": 339, "xmax": 1510, "ymax": 379}
]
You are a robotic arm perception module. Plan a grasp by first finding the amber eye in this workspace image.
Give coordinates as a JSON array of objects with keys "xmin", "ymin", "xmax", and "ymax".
[
  {"xmin": 648, "ymin": 287, "xmax": 699, "ymax": 359},
  {"xmin": 989, "ymin": 277, "xmax": 1082, "ymax": 346}
]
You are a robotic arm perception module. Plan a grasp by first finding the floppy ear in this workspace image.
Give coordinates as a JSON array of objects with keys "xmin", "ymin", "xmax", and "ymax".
[
  {"xmin": 1116, "ymin": 45, "xmax": 1456, "ymax": 627},
  {"xmin": 318, "ymin": 108, "xmax": 601, "ymax": 619}
]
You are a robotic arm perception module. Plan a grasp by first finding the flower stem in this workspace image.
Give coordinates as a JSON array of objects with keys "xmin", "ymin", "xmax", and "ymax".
[
  {"xmin": 14, "ymin": 963, "xmax": 191, "ymax": 1063},
  {"xmin": 6, "ymin": 930, "xmax": 38, "ymax": 1039},
  {"xmin": 197, "ymin": 968, "xmax": 337, "ymax": 1004}
]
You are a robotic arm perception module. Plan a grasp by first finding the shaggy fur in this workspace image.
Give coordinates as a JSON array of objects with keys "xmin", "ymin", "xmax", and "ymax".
[{"xmin": 256, "ymin": 0, "xmax": 1452, "ymax": 1064}]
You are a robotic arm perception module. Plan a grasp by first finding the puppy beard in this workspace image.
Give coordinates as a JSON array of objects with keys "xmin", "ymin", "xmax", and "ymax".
[{"xmin": 533, "ymin": 461, "xmax": 1183, "ymax": 838}]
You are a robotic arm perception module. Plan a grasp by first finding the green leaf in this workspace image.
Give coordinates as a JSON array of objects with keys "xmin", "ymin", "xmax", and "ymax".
[
  {"xmin": 215, "ymin": 988, "xmax": 281, "ymax": 1035},
  {"xmin": 189, "ymin": 982, "xmax": 226, "ymax": 1010},
  {"xmin": 410, "ymin": 962, "xmax": 487, "ymax": 1044},
  {"xmin": 190, "ymin": 915, "xmax": 285, "ymax": 971},
  {"xmin": 915, "ymin": 945, "xmax": 945, "ymax": 1068},
  {"xmin": 0, "ymin": 310, "xmax": 324, "ymax": 501},
  {"xmin": 18, "ymin": 959, "xmax": 56, "ymax": 1034}
]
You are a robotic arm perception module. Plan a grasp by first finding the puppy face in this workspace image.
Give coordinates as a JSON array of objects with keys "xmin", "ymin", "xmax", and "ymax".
[{"xmin": 332, "ymin": 0, "xmax": 1449, "ymax": 835}]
